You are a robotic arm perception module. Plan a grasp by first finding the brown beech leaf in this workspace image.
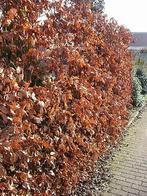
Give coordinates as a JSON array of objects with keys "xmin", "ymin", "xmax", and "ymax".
[
  {"xmin": 17, "ymin": 172, "xmax": 28, "ymax": 181},
  {"xmin": 0, "ymin": 182, "xmax": 8, "ymax": 190},
  {"xmin": 10, "ymin": 140, "xmax": 21, "ymax": 151},
  {"xmin": 42, "ymin": 140, "xmax": 49, "ymax": 149},
  {"xmin": 0, "ymin": 105, "xmax": 9, "ymax": 114},
  {"xmin": 0, "ymin": 164, "xmax": 7, "ymax": 177},
  {"xmin": 7, "ymin": 8, "xmax": 17, "ymax": 20}
]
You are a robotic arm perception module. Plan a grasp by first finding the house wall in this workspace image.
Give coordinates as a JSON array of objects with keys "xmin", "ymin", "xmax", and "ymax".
[{"xmin": 131, "ymin": 33, "xmax": 147, "ymax": 47}]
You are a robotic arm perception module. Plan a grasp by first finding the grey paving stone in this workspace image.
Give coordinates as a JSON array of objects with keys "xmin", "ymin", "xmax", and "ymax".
[{"xmin": 102, "ymin": 106, "xmax": 147, "ymax": 196}]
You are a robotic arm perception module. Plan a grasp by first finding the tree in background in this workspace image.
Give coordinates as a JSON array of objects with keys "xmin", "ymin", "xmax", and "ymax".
[
  {"xmin": 71, "ymin": 0, "xmax": 105, "ymax": 12},
  {"xmin": 92, "ymin": 0, "xmax": 105, "ymax": 12}
]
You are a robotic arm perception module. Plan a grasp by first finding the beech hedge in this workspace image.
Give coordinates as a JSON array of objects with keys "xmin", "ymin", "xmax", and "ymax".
[{"xmin": 0, "ymin": 0, "xmax": 132, "ymax": 195}]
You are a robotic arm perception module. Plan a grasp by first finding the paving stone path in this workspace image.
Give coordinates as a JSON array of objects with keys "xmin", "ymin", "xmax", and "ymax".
[{"xmin": 103, "ymin": 106, "xmax": 147, "ymax": 196}]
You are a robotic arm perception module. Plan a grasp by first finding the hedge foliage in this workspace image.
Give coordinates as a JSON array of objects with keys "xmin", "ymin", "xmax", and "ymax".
[
  {"xmin": 132, "ymin": 76, "xmax": 144, "ymax": 107},
  {"xmin": 0, "ymin": 0, "xmax": 132, "ymax": 195},
  {"xmin": 136, "ymin": 69, "xmax": 147, "ymax": 94}
]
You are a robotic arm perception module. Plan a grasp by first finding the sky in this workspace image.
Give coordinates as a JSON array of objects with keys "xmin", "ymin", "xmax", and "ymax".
[{"xmin": 104, "ymin": 0, "xmax": 147, "ymax": 32}]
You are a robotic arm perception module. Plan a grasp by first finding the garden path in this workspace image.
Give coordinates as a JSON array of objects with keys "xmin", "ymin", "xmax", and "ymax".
[{"xmin": 103, "ymin": 106, "xmax": 147, "ymax": 196}]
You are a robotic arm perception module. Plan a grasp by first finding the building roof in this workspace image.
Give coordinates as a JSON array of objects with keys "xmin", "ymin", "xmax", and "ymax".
[{"xmin": 131, "ymin": 32, "xmax": 147, "ymax": 47}]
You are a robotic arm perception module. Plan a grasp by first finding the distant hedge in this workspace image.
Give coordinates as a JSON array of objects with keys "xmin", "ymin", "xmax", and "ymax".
[{"xmin": 0, "ymin": 0, "xmax": 132, "ymax": 195}]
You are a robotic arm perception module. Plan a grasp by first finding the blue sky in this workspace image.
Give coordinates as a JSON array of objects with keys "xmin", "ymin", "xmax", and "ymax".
[{"xmin": 105, "ymin": 0, "xmax": 147, "ymax": 32}]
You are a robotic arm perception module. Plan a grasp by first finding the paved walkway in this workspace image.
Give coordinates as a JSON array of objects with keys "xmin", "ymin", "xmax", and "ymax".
[{"xmin": 103, "ymin": 106, "xmax": 147, "ymax": 196}]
